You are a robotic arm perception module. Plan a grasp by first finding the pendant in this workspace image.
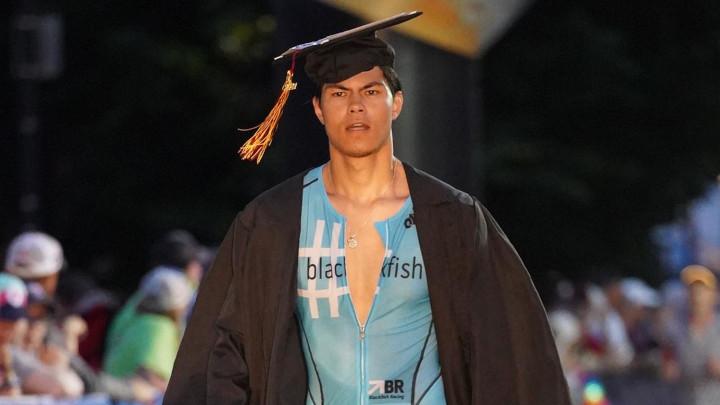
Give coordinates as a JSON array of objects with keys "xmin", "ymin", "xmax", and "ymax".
[{"xmin": 347, "ymin": 234, "xmax": 359, "ymax": 249}]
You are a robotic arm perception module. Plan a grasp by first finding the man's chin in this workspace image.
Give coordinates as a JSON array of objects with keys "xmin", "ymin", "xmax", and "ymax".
[
  {"xmin": 331, "ymin": 147, "xmax": 379, "ymax": 159},
  {"xmin": 329, "ymin": 140, "xmax": 389, "ymax": 159}
]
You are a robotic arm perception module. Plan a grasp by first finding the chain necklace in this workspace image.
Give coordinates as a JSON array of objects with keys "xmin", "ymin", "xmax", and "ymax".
[{"xmin": 328, "ymin": 160, "xmax": 397, "ymax": 249}]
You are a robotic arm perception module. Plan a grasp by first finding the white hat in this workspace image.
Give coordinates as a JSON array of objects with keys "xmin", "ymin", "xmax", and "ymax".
[
  {"xmin": 549, "ymin": 310, "xmax": 581, "ymax": 348},
  {"xmin": 5, "ymin": 232, "xmax": 64, "ymax": 279},
  {"xmin": 138, "ymin": 266, "xmax": 193, "ymax": 312},
  {"xmin": 621, "ymin": 277, "xmax": 661, "ymax": 308}
]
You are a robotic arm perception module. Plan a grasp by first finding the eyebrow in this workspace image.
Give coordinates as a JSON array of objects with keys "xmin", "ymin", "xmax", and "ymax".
[{"xmin": 325, "ymin": 81, "xmax": 385, "ymax": 92}]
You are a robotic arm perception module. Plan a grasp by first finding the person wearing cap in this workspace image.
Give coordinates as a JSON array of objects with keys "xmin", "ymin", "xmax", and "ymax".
[
  {"xmin": 3, "ymin": 232, "xmax": 85, "ymax": 358},
  {"xmin": 0, "ymin": 273, "xmax": 28, "ymax": 396},
  {"xmin": 3, "ymin": 232, "xmax": 95, "ymax": 393},
  {"xmin": 4, "ymin": 231, "xmax": 65, "ymax": 297},
  {"xmin": 3, "ymin": 232, "xmax": 85, "ymax": 348},
  {"xmin": 166, "ymin": 12, "xmax": 569, "ymax": 405},
  {"xmin": 0, "ymin": 272, "xmax": 87, "ymax": 397},
  {"xmin": 104, "ymin": 267, "xmax": 193, "ymax": 397},
  {"xmin": 4, "ymin": 232, "xmax": 156, "ymax": 401},
  {"xmin": 106, "ymin": 229, "xmax": 202, "ymax": 351},
  {"xmin": 662, "ymin": 265, "xmax": 720, "ymax": 404},
  {"xmin": 618, "ymin": 278, "xmax": 662, "ymax": 360}
]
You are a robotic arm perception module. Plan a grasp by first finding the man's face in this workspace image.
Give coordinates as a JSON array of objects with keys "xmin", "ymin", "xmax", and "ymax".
[{"xmin": 312, "ymin": 66, "xmax": 403, "ymax": 158}]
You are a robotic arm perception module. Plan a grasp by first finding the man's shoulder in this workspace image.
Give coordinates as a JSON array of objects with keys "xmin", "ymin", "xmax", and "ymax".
[
  {"xmin": 253, "ymin": 170, "xmax": 308, "ymax": 204},
  {"xmin": 404, "ymin": 162, "xmax": 475, "ymax": 207},
  {"xmin": 237, "ymin": 170, "xmax": 308, "ymax": 227}
]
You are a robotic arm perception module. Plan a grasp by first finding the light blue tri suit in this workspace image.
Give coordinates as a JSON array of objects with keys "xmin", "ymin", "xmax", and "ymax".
[{"xmin": 296, "ymin": 165, "xmax": 446, "ymax": 405}]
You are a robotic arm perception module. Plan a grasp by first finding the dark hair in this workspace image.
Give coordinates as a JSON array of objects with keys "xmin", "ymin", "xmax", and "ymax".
[
  {"xmin": 150, "ymin": 230, "xmax": 199, "ymax": 269},
  {"xmin": 315, "ymin": 65, "xmax": 402, "ymax": 99},
  {"xmin": 380, "ymin": 66, "xmax": 402, "ymax": 94}
]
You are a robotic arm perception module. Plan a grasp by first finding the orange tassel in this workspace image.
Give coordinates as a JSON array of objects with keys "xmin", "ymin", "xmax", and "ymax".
[{"xmin": 238, "ymin": 69, "xmax": 297, "ymax": 164}]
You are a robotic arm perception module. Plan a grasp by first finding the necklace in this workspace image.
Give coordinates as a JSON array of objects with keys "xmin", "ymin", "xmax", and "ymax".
[{"xmin": 328, "ymin": 160, "xmax": 396, "ymax": 249}]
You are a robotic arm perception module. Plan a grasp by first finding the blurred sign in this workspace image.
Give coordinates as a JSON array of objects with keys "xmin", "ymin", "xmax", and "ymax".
[
  {"xmin": 318, "ymin": 0, "xmax": 531, "ymax": 57},
  {"xmin": 11, "ymin": 14, "xmax": 64, "ymax": 80}
]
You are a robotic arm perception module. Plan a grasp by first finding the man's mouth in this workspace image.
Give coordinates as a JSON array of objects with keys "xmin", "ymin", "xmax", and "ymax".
[{"xmin": 346, "ymin": 122, "xmax": 370, "ymax": 131}]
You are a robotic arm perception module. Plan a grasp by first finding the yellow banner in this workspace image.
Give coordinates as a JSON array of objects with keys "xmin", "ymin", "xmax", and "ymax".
[{"xmin": 319, "ymin": 0, "xmax": 486, "ymax": 57}]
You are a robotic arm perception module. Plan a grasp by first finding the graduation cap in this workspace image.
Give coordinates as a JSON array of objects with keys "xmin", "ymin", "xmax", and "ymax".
[{"xmin": 239, "ymin": 10, "xmax": 422, "ymax": 164}]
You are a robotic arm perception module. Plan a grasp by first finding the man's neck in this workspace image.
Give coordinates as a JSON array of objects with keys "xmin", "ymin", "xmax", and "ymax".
[{"xmin": 324, "ymin": 151, "xmax": 397, "ymax": 204}]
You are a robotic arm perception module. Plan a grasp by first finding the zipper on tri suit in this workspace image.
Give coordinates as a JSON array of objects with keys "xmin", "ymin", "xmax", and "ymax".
[
  {"xmin": 351, "ymin": 221, "xmax": 389, "ymax": 405},
  {"xmin": 360, "ymin": 323, "xmax": 366, "ymax": 405}
]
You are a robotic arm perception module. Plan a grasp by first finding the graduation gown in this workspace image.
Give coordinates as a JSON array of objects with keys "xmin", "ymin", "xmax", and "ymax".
[{"xmin": 164, "ymin": 162, "xmax": 570, "ymax": 405}]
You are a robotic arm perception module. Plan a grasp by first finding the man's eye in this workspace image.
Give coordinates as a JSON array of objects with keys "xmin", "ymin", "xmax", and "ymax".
[
  {"xmin": 366, "ymin": 89, "xmax": 378, "ymax": 95},
  {"xmin": 331, "ymin": 91, "xmax": 346, "ymax": 97}
]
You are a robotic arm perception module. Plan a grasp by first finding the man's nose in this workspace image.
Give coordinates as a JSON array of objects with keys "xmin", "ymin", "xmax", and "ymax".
[{"xmin": 349, "ymin": 94, "xmax": 364, "ymax": 113}]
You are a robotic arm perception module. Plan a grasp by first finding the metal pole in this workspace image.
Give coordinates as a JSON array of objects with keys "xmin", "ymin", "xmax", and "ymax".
[
  {"xmin": 11, "ymin": 0, "xmax": 63, "ymax": 229},
  {"xmin": 17, "ymin": 78, "xmax": 40, "ymax": 229}
]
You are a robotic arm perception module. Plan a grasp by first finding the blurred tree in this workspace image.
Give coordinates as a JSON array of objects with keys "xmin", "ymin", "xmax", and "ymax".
[
  {"xmin": 482, "ymin": 0, "xmax": 720, "ymax": 287},
  {"xmin": 4, "ymin": 0, "xmax": 720, "ymax": 296},
  {"xmin": 1, "ymin": 2, "xmax": 18, "ymax": 246},
  {"xmin": 36, "ymin": 0, "xmax": 277, "ymax": 289}
]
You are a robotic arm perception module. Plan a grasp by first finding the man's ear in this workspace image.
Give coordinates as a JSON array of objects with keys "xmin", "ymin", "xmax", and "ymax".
[
  {"xmin": 391, "ymin": 91, "xmax": 404, "ymax": 120},
  {"xmin": 312, "ymin": 96, "xmax": 325, "ymax": 125}
]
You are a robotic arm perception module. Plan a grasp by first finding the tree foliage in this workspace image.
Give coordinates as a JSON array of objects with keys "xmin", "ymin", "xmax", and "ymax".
[
  {"xmin": 3, "ymin": 0, "xmax": 720, "ymax": 294},
  {"xmin": 482, "ymin": 0, "xmax": 720, "ymax": 285},
  {"xmin": 5, "ymin": 1, "xmax": 277, "ymax": 289}
]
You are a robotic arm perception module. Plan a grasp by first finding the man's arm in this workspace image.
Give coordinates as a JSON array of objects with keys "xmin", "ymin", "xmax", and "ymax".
[{"xmin": 164, "ymin": 213, "xmax": 249, "ymax": 405}]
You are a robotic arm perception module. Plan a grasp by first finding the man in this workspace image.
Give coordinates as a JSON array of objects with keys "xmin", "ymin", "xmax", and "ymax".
[
  {"xmin": 166, "ymin": 12, "xmax": 569, "ymax": 405},
  {"xmin": 663, "ymin": 265, "xmax": 720, "ymax": 404}
]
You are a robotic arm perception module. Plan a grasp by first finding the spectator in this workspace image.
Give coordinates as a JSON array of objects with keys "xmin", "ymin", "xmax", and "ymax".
[
  {"xmin": 3, "ymin": 232, "xmax": 87, "ymax": 397},
  {"xmin": 55, "ymin": 272, "xmax": 119, "ymax": 371},
  {"xmin": 107, "ymin": 230, "xmax": 201, "ymax": 345},
  {"xmin": 663, "ymin": 265, "xmax": 720, "ymax": 404},
  {"xmin": 549, "ymin": 309, "xmax": 583, "ymax": 404},
  {"xmin": 582, "ymin": 283, "xmax": 635, "ymax": 371},
  {"xmin": 149, "ymin": 230, "xmax": 203, "ymax": 289},
  {"xmin": 4, "ymin": 232, "xmax": 64, "ymax": 297},
  {"xmin": 0, "ymin": 273, "xmax": 27, "ymax": 396},
  {"xmin": 0, "ymin": 272, "xmax": 84, "ymax": 397},
  {"xmin": 3, "ymin": 232, "xmax": 86, "ymax": 356},
  {"xmin": 3, "ymin": 231, "xmax": 156, "ymax": 402},
  {"xmin": 103, "ymin": 267, "xmax": 192, "ymax": 393},
  {"xmin": 619, "ymin": 278, "xmax": 662, "ymax": 363}
]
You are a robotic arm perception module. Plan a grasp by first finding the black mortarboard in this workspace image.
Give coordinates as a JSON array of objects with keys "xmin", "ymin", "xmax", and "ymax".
[{"xmin": 239, "ymin": 10, "xmax": 422, "ymax": 164}]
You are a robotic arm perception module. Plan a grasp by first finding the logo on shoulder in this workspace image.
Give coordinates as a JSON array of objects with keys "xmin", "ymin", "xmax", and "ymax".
[{"xmin": 404, "ymin": 213, "xmax": 415, "ymax": 229}]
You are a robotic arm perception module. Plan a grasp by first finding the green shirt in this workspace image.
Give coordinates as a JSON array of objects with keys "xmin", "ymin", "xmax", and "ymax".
[
  {"xmin": 106, "ymin": 292, "xmax": 141, "ymax": 349},
  {"xmin": 103, "ymin": 312, "xmax": 180, "ymax": 381}
]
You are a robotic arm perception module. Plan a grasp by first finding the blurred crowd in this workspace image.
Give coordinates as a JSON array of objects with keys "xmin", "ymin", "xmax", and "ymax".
[
  {"xmin": 549, "ymin": 265, "xmax": 720, "ymax": 405},
  {"xmin": 1, "ymin": 227, "xmax": 718, "ymax": 405},
  {"xmin": 0, "ymin": 230, "xmax": 211, "ymax": 405}
]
